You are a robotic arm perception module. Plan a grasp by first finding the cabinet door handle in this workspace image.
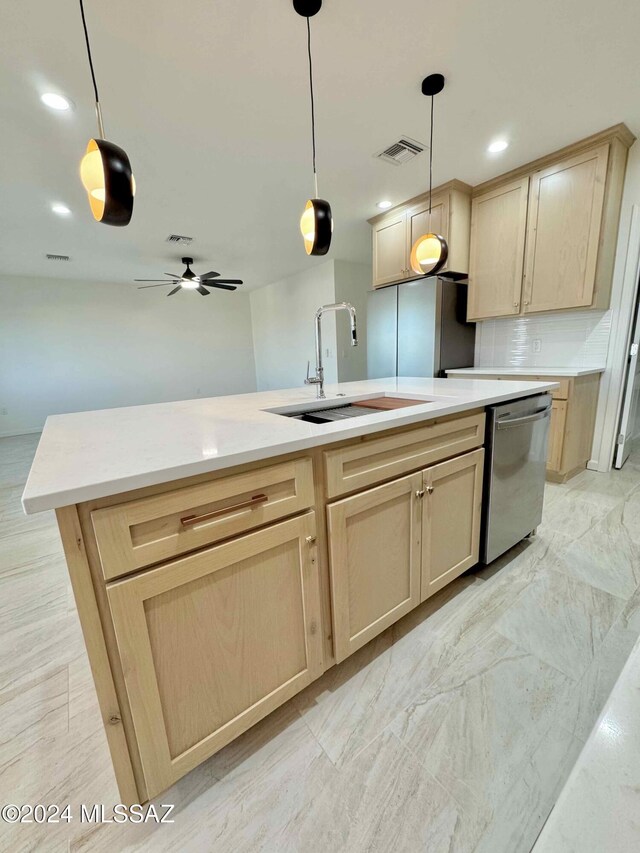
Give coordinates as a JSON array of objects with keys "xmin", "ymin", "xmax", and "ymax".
[
  {"xmin": 305, "ymin": 535, "xmax": 317, "ymax": 545},
  {"xmin": 180, "ymin": 493, "xmax": 269, "ymax": 526},
  {"xmin": 426, "ymin": 485, "xmax": 434, "ymax": 494},
  {"xmin": 415, "ymin": 489, "xmax": 425, "ymax": 498}
]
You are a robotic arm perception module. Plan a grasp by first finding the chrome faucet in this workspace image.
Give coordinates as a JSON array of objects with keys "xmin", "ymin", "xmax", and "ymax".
[{"xmin": 305, "ymin": 302, "xmax": 358, "ymax": 399}]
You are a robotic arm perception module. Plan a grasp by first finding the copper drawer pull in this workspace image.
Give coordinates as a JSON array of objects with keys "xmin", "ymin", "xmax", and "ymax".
[{"xmin": 180, "ymin": 494, "xmax": 269, "ymax": 527}]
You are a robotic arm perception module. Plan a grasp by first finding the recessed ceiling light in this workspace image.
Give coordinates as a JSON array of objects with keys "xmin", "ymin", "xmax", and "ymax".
[
  {"xmin": 488, "ymin": 139, "xmax": 509, "ymax": 154},
  {"xmin": 41, "ymin": 92, "xmax": 73, "ymax": 111},
  {"xmin": 51, "ymin": 202, "xmax": 71, "ymax": 216},
  {"xmin": 377, "ymin": 200, "xmax": 393, "ymax": 210}
]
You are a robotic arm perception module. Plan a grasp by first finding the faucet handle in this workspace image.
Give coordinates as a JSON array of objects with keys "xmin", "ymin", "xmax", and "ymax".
[{"xmin": 304, "ymin": 360, "xmax": 312, "ymax": 385}]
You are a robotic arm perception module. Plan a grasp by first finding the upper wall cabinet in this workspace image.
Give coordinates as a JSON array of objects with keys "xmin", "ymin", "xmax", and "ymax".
[
  {"xmin": 369, "ymin": 181, "xmax": 472, "ymax": 289},
  {"xmin": 522, "ymin": 145, "xmax": 608, "ymax": 313},
  {"xmin": 467, "ymin": 124, "xmax": 635, "ymax": 321},
  {"xmin": 467, "ymin": 177, "xmax": 529, "ymax": 320}
]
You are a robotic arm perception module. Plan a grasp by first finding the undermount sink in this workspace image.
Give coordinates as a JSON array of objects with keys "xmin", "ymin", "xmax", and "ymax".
[
  {"xmin": 283, "ymin": 404, "xmax": 385, "ymax": 424},
  {"xmin": 276, "ymin": 396, "xmax": 438, "ymax": 424}
]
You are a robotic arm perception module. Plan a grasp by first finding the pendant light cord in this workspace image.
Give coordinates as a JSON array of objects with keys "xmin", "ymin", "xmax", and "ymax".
[
  {"xmin": 79, "ymin": 0, "xmax": 105, "ymax": 137},
  {"xmin": 428, "ymin": 94, "xmax": 434, "ymax": 217},
  {"xmin": 306, "ymin": 16, "xmax": 318, "ymax": 198}
]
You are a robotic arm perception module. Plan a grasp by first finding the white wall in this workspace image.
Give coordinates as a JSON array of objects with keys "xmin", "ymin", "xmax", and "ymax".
[
  {"xmin": 334, "ymin": 261, "xmax": 370, "ymax": 383},
  {"xmin": 250, "ymin": 261, "xmax": 339, "ymax": 391},
  {"xmin": 250, "ymin": 259, "xmax": 372, "ymax": 392},
  {"xmin": 590, "ymin": 145, "xmax": 640, "ymax": 469},
  {"xmin": 0, "ymin": 275, "xmax": 257, "ymax": 436}
]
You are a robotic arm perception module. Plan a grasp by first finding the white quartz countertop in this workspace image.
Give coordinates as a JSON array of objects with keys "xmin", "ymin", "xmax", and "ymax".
[
  {"xmin": 533, "ymin": 634, "xmax": 640, "ymax": 852},
  {"xmin": 22, "ymin": 377, "xmax": 557, "ymax": 514},
  {"xmin": 446, "ymin": 366, "xmax": 605, "ymax": 377}
]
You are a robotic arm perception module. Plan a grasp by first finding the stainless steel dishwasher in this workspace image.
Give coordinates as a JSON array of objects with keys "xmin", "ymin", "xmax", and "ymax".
[{"xmin": 481, "ymin": 393, "xmax": 552, "ymax": 564}]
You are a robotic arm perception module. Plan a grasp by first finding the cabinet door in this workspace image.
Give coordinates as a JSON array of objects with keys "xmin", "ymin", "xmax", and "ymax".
[
  {"xmin": 547, "ymin": 399, "xmax": 567, "ymax": 473},
  {"xmin": 467, "ymin": 178, "xmax": 529, "ymax": 320},
  {"xmin": 327, "ymin": 472, "xmax": 422, "ymax": 662},
  {"xmin": 523, "ymin": 144, "xmax": 609, "ymax": 313},
  {"xmin": 373, "ymin": 212, "xmax": 408, "ymax": 287},
  {"xmin": 107, "ymin": 513, "xmax": 323, "ymax": 798},
  {"xmin": 406, "ymin": 193, "xmax": 450, "ymax": 277},
  {"xmin": 421, "ymin": 448, "xmax": 484, "ymax": 601}
]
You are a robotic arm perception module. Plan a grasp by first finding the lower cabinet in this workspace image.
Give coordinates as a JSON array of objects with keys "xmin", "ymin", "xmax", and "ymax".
[
  {"xmin": 107, "ymin": 512, "xmax": 323, "ymax": 799},
  {"xmin": 327, "ymin": 472, "xmax": 423, "ymax": 663},
  {"xmin": 327, "ymin": 449, "xmax": 484, "ymax": 663},
  {"xmin": 421, "ymin": 449, "xmax": 484, "ymax": 600}
]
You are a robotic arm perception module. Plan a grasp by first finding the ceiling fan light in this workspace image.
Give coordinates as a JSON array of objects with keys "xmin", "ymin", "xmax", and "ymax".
[
  {"xmin": 80, "ymin": 138, "xmax": 134, "ymax": 226},
  {"xmin": 300, "ymin": 198, "xmax": 332, "ymax": 256},
  {"xmin": 181, "ymin": 279, "xmax": 199, "ymax": 290},
  {"xmin": 410, "ymin": 233, "xmax": 448, "ymax": 276}
]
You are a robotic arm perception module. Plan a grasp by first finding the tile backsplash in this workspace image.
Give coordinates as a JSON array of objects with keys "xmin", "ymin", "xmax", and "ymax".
[{"xmin": 475, "ymin": 310, "xmax": 611, "ymax": 369}]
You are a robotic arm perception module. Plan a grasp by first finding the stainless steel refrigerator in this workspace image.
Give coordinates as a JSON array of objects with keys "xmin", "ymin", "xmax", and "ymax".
[{"xmin": 367, "ymin": 277, "xmax": 476, "ymax": 378}]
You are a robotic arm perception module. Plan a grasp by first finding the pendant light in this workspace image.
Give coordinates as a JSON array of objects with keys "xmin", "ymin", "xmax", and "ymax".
[
  {"xmin": 410, "ymin": 74, "xmax": 448, "ymax": 276},
  {"xmin": 78, "ymin": 0, "xmax": 134, "ymax": 226},
  {"xmin": 294, "ymin": 0, "xmax": 332, "ymax": 256}
]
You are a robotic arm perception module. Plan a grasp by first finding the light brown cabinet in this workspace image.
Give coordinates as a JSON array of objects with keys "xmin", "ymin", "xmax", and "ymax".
[
  {"xmin": 467, "ymin": 125, "xmax": 634, "ymax": 320},
  {"xmin": 523, "ymin": 145, "xmax": 609, "ymax": 313},
  {"xmin": 56, "ymin": 410, "xmax": 489, "ymax": 803},
  {"xmin": 372, "ymin": 211, "xmax": 408, "ymax": 287},
  {"xmin": 327, "ymin": 473, "xmax": 422, "ymax": 663},
  {"xmin": 370, "ymin": 181, "xmax": 472, "ymax": 288},
  {"xmin": 327, "ymin": 448, "xmax": 483, "ymax": 662},
  {"xmin": 106, "ymin": 512, "xmax": 323, "ymax": 798},
  {"xmin": 467, "ymin": 178, "xmax": 529, "ymax": 320},
  {"xmin": 421, "ymin": 448, "xmax": 484, "ymax": 601}
]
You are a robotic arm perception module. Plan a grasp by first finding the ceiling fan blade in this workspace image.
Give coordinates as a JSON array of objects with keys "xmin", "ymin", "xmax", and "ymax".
[
  {"xmin": 137, "ymin": 283, "xmax": 173, "ymax": 289},
  {"xmin": 167, "ymin": 285, "xmax": 183, "ymax": 296},
  {"xmin": 209, "ymin": 279, "xmax": 243, "ymax": 285},
  {"xmin": 164, "ymin": 273, "xmax": 182, "ymax": 279},
  {"xmin": 205, "ymin": 283, "xmax": 237, "ymax": 291},
  {"xmin": 197, "ymin": 285, "xmax": 211, "ymax": 296},
  {"xmin": 200, "ymin": 271, "xmax": 220, "ymax": 279},
  {"xmin": 135, "ymin": 279, "xmax": 174, "ymax": 282}
]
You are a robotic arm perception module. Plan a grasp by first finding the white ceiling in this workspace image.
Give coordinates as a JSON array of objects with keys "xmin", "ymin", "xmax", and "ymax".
[{"xmin": 1, "ymin": 0, "xmax": 640, "ymax": 290}]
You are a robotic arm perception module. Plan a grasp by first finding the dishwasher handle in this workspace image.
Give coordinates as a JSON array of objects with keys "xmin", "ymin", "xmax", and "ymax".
[{"xmin": 496, "ymin": 408, "xmax": 551, "ymax": 429}]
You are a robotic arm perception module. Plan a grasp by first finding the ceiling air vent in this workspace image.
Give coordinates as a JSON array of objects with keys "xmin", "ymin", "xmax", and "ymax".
[
  {"xmin": 165, "ymin": 234, "xmax": 193, "ymax": 245},
  {"xmin": 375, "ymin": 136, "xmax": 426, "ymax": 166},
  {"xmin": 46, "ymin": 253, "xmax": 70, "ymax": 261}
]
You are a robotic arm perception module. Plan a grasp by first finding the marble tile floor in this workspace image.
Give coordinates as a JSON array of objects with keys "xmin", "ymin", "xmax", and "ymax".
[{"xmin": 1, "ymin": 433, "xmax": 640, "ymax": 852}]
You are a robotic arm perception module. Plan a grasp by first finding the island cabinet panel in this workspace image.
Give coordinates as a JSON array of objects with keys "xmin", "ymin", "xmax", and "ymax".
[
  {"xmin": 467, "ymin": 178, "xmax": 529, "ymax": 320},
  {"xmin": 327, "ymin": 473, "xmax": 422, "ymax": 663},
  {"xmin": 106, "ymin": 512, "xmax": 323, "ymax": 798},
  {"xmin": 92, "ymin": 457, "xmax": 315, "ymax": 580},
  {"xmin": 324, "ymin": 411, "xmax": 485, "ymax": 498},
  {"xmin": 523, "ymin": 145, "xmax": 609, "ymax": 313},
  {"xmin": 420, "ymin": 449, "xmax": 484, "ymax": 601}
]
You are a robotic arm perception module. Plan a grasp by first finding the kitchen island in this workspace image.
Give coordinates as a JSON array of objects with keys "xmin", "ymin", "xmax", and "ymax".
[{"xmin": 22, "ymin": 377, "xmax": 556, "ymax": 803}]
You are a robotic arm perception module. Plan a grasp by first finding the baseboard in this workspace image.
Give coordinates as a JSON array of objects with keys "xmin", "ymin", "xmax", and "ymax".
[{"xmin": 0, "ymin": 428, "xmax": 42, "ymax": 439}]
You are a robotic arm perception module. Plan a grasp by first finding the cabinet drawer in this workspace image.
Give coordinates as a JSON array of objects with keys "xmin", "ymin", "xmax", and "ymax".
[
  {"xmin": 92, "ymin": 457, "xmax": 315, "ymax": 580},
  {"xmin": 324, "ymin": 412, "xmax": 485, "ymax": 498}
]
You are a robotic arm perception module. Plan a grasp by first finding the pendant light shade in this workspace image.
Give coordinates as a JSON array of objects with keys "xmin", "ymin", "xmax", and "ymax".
[
  {"xmin": 78, "ymin": 0, "xmax": 134, "ymax": 226},
  {"xmin": 295, "ymin": 0, "xmax": 332, "ymax": 256},
  {"xmin": 80, "ymin": 138, "xmax": 135, "ymax": 225},
  {"xmin": 410, "ymin": 233, "xmax": 448, "ymax": 276},
  {"xmin": 410, "ymin": 74, "xmax": 448, "ymax": 276},
  {"xmin": 300, "ymin": 198, "xmax": 332, "ymax": 255}
]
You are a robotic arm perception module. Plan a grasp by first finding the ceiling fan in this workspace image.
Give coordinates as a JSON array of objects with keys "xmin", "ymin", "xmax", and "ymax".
[{"xmin": 135, "ymin": 257, "xmax": 243, "ymax": 296}]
